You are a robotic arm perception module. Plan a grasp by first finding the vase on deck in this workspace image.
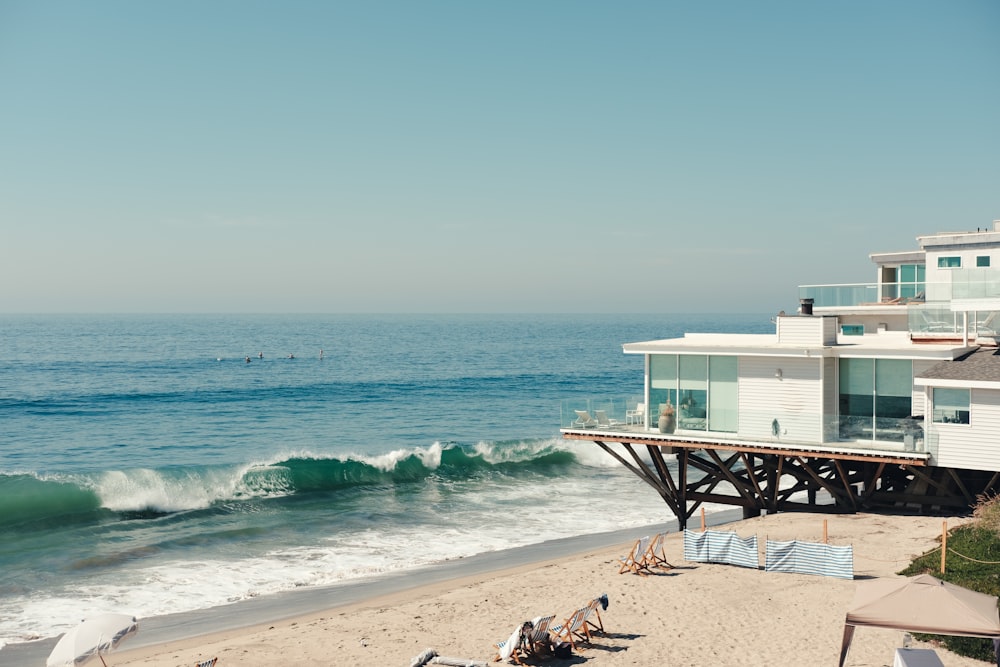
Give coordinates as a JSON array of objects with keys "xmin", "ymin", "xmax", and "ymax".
[{"xmin": 658, "ymin": 414, "xmax": 674, "ymax": 434}]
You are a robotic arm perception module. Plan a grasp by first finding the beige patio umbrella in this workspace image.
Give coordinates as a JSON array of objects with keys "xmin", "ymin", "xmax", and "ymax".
[{"xmin": 838, "ymin": 574, "xmax": 1000, "ymax": 666}]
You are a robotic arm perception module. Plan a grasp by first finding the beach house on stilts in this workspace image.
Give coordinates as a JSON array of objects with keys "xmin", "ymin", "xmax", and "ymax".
[{"xmin": 562, "ymin": 222, "xmax": 1000, "ymax": 528}]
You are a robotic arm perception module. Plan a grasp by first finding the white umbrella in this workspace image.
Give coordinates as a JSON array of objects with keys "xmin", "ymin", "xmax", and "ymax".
[{"xmin": 47, "ymin": 613, "xmax": 139, "ymax": 667}]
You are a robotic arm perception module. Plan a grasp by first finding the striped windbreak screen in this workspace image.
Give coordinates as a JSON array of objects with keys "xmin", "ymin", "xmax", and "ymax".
[
  {"xmin": 683, "ymin": 529, "xmax": 759, "ymax": 569},
  {"xmin": 765, "ymin": 539, "xmax": 854, "ymax": 580}
]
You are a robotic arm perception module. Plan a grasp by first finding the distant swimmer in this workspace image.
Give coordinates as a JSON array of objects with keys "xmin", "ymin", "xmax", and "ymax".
[
  {"xmin": 245, "ymin": 356, "xmax": 252, "ymax": 363},
  {"xmin": 319, "ymin": 349, "xmax": 324, "ymax": 360},
  {"xmin": 287, "ymin": 353, "xmax": 295, "ymax": 359},
  {"xmin": 258, "ymin": 351, "xmax": 263, "ymax": 359}
]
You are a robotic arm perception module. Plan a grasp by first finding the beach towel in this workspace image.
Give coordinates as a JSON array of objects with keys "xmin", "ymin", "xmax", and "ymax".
[{"xmin": 498, "ymin": 624, "xmax": 523, "ymax": 661}]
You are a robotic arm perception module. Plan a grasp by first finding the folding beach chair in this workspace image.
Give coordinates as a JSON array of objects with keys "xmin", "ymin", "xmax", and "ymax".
[
  {"xmin": 584, "ymin": 594, "xmax": 608, "ymax": 635},
  {"xmin": 618, "ymin": 536, "xmax": 651, "ymax": 575},
  {"xmin": 548, "ymin": 607, "xmax": 591, "ymax": 651},
  {"xmin": 195, "ymin": 659, "xmax": 217, "ymax": 667},
  {"xmin": 642, "ymin": 532, "xmax": 674, "ymax": 570}
]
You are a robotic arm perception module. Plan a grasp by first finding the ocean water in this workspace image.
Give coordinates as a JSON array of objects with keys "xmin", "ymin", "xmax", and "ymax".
[{"xmin": 0, "ymin": 313, "xmax": 771, "ymax": 649}]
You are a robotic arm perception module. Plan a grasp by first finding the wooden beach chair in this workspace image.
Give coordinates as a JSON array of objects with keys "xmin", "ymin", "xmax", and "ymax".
[
  {"xmin": 548, "ymin": 607, "xmax": 591, "ymax": 651},
  {"xmin": 618, "ymin": 536, "xmax": 651, "ymax": 575},
  {"xmin": 641, "ymin": 532, "xmax": 674, "ymax": 570},
  {"xmin": 493, "ymin": 615, "xmax": 555, "ymax": 664},
  {"xmin": 584, "ymin": 594, "xmax": 608, "ymax": 634}
]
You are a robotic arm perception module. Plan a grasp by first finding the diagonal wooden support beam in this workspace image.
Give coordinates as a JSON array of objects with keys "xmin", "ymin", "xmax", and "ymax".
[
  {"xmin": 789, "ymin": 457, "xmax": 848, "ymax": 505},
  {"xmin": 987, "ymin": 472, "xmax": 1000, "ymax": 496},
  {"xmin": 705, "ymin": 448, "xmax": 756, "ymax": 504},
  {"xmin": 860, "ymin": 462, "xmax": 887, "ymax": 505},
  {"xmin": 740, "ymin": 452, "xmax": 767, "ymax": 511},
  {"xmin": 906, "ymin": 465, "xmax": 949, "ymax": 495},
  {"xmin": 946, "ymin": 467, "xmax": 975, "ymax": 505},
  {"xmin": 647, "ymin": 445, "xmax": 680, "ymax": 499},
  {"xmin": 594, "ymin": 442, "xmax": 662, "ymax": 495},
  {"xmin": 832, "ymin": 459, "xmax": 858, "ymax": 510}
]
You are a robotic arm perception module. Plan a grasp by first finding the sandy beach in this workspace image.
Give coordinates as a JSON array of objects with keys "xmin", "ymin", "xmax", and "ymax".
[{"xmin": 89, "ymin": 511, "xmax": 989, "ymax": 667}]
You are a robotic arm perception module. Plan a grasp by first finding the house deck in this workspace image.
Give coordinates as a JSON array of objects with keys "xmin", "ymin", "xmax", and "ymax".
[{"xmin": 561, "ymin": 427, "xmax": 928, "ymax": 466}]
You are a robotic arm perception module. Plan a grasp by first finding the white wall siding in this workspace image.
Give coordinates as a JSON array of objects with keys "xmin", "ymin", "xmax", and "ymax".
[
  {"xmin": 911, "ymin": 360, "xmax": 936, "ymax": 417},
  {"xmin": 776, "ymin": 316, "xmax": 838, "ymax": 346},
  {"xmin": 822, "ymin": 316, "xmax": 838, "ymax": 344},
  {"xmin": 932, "ymin": 389, "xmax": 1000, "ymax": 472},
  {"xmin": 739, "ymin": 357, "xmax": 824, "ymax": 443}
]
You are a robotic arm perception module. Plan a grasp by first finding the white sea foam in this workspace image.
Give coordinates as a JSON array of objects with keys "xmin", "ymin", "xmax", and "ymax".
[
  {"xmin": 0, "ymin": 466, "xmax": 677, "ymax": 646},
  {"xmin": 364, "ymin": 441, "xmax": 445, "ymax": 471},
  {"xmin": 84, "ymin": 464, "xmax": 296, "ymax": 513}
]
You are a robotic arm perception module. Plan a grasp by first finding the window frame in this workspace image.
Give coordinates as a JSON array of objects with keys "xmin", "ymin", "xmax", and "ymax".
[{"xmin": 932, "ymin": 387, "xmax": 971, "ymax": 424}]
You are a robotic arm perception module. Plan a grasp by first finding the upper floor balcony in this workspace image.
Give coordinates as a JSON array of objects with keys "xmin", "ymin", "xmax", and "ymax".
[{"xmin": 799, "ymin": 270, "xmax": 1000, "ymax": 310}]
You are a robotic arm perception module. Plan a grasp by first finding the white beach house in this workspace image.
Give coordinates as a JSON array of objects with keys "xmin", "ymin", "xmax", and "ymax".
[{"xmin": 563, "ymin": 222, "xmax": 1000, "ymax": 527}]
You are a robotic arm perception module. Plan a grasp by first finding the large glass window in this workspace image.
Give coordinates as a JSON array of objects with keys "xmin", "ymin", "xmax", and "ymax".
[
  {"xmin": 648, "ymin": 354, "xmax": 738, "ymax": 433},
  {"xmin": 840, "ymin": 358, "xmax": 913, "ymax": 441},
  {"xmin": 875, "ymin": 359, "xmax": 912, "ymax": 439},
  {"xmin": 938, "ymin": 256, "xmax": 962, "ymax": 268},
  {"xmin": 708, "ymin": 356, "xmax": 738, "ymax": 432},
  {"xmin": 840, "ymin": 358, "xmax": 873, "ymax": 437},
  {"xmin": 933, "ymin": 388, "xmax": 970, "ymax": 424},
  {"xmin": 679, "ymin": 355, "xmax": 707, "ymax": 430},
  {"xmin": 650, "ymin": 354, "xmax": 677, "ymax": 424},
  {"xmin": 899, "ymin": 263, "xmax": 925, "ymax": 299}
]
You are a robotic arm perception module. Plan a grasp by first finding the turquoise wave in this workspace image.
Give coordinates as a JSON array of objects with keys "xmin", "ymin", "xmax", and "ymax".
[
  {"xmin": 0, "ymin": 474, "xmax": 105, "ymax": 530},
  {"xmin": 0, "ymin": 441, "xmax": 582, "ymax": 530}
]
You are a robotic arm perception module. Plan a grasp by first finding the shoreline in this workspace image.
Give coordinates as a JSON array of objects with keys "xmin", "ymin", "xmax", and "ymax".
[
  {"xmin": 0, "ymin": 509, "xmax": 742, "ymax": 667},
  {"xmin": 8, "ymin": 509, "xmax": 981, "ymax": 667}
]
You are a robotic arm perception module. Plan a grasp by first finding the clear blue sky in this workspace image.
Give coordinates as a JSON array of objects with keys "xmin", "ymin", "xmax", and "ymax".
[{"xmin": 1, "ymin": 1, "xmax": 998, "ymax": 313}]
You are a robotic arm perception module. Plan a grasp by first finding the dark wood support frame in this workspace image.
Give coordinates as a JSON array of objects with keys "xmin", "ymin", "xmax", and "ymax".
[{"xmin": 571, "ymin": 433, "xmax": 999, "ymax": 529}]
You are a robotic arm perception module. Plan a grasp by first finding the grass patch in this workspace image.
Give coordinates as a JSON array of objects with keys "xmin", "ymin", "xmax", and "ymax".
[{"xmin": 898, "ymin": 494, "xmax": 1000, "ymax": 662}]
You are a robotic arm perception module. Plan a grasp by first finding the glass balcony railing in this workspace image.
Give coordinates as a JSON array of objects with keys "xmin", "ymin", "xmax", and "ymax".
[
  {"xmin": 798, "ymin": 283, "xmax": 881, "ymax": 308},
  {"xmin": 801, "ymin": 274, "xmax": 1000, "ymax": 309},
  {"xmin": 561, "ymin": 398, "xmax": 927, "ymax": 453},
  {"xmin": 908, "ymin": 304, "xmax": 999, "ymax": 336},
  {"xmin": 561, "ymin": 396, "xmax": 644, "ymax": 429}
]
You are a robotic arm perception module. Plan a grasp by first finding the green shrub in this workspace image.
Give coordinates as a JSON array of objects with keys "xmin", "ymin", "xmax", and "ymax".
[{"xmin": 898, "ymin": 495, "xmax": 1000, "ymax": 662}]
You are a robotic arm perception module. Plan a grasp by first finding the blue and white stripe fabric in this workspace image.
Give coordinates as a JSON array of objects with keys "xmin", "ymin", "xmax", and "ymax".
[
  {"xmin": 764, "ymin": 539, "xmax": 854, "ymax": 580},
  {"xmin": 683, "ymin": 529, "xmax": 759, "ymax": 569}
]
